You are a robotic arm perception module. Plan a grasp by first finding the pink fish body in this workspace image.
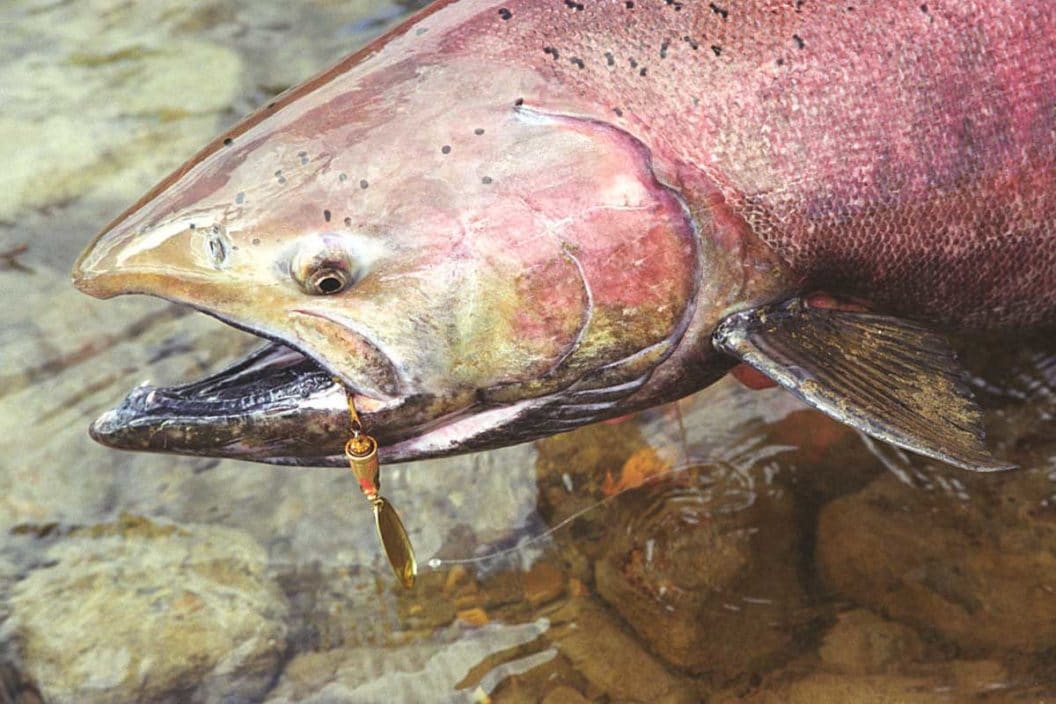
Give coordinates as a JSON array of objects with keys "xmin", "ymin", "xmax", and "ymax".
[{"xmin": 72, "ymin": 1, "xmax": 1056, "ymax": 468}]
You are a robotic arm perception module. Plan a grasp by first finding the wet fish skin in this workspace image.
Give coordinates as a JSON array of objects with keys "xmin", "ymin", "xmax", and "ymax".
[
  {"xmin": 444, "ymin": 0, "xmax": 1056, "ymax": 330},
  {"xmin": 71, "ymin": 1, "xmax": 1056, "ymax": 465}
]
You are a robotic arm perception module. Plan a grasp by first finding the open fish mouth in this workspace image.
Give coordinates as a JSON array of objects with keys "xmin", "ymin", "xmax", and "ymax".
[
  {"xmin": 89, "ymin": 337, "xmax": 545, "ymax": 467},
  {"xmin": 88, "ymin": 320, "xmax": 669, "ymax": 466},
  {"xmin": 90, "ymin": 342, "xmax": 356, "ymax": 466}
]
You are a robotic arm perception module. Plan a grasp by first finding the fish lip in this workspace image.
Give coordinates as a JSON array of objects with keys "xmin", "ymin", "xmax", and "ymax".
[
  {"xmin": 377, "ymin": 400, "xmax": 538, "ymax": 463},
  {"xmin": 86, "ymin": 324, "xmax": 660, "ymax": 466},
  {"xmin": 81, "ymin": 292, "xmax": 502, "ymax": 464}
]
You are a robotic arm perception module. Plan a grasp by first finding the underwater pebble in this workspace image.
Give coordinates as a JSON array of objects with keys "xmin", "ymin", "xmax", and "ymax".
[
  {"xmin": 457, "ymin": 607, "xmax": 491, "ymax": 627},
  {"xmin": 540, "ymin": 685, "xmax": 592, "ymax": 704},
  {"xmin": 0, "ymin": 39, "xmax": 241, "ymax": 222},
  {"xmin": 521, "ymin": 561, "xmax": 565, "ymax": 606},
  {"xmin": 0, "ymin": 265, "xmax": 258, "ymax": 532},
  {"xmin": 264, "ymin": 620, "xmax": 549, "ymax": 703},
  {"xmin": 818, "ymin": 609, "xmax": 924, "ymax": 675},
  {"xmin": 534, "ymin": 419, "xmax": 811, "ymax": 681}
]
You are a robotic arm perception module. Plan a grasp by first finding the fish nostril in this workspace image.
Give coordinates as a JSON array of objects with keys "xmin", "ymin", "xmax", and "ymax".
[{"xmin": 207, "ymin": 227, "xmax": 230, "ymax": 268}]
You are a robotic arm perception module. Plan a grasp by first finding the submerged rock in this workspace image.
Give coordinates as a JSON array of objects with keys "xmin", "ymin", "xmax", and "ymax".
[
  {"xmin": 720, "ymin": 656, "xmax": 1021, "ymax": 703},
  {"xmin": 593, "ymin": 465, "xmax": 808, "ymax": 681},
  {"xmin": 0, "ymin": 0, "xmax": 410, "ymax": 249},
  {"xmin": 264, "ymin": 619, "xmax": 551, "ymax": 704},
  {"xmin": 546, "ymin": 598, "xmax": 704, "ymax": 704},
  {"xmin": 817, "ymin": 469, "xmax": 1056, "ymax": 654},
  {"xmin": 540, "ymin": 685, "xmax": 593, "ymax": 704},
  {"xmin": 1, "ymin": 515, "xmax": 288, "ymax": 704},
  {"xmin": 817, "ymin": 609, "xmax": 924, "ymax": 675},
  {"xmin": 534, "ymin": 406, "xmax": 814, "ymax": 683},
  {"xmin": 730, "ymin": 672, "xmax": 960, "ymax": 704},
  {"xmin": 710, "ymin": 608, "xmax": 1023, "ymax": 704}
]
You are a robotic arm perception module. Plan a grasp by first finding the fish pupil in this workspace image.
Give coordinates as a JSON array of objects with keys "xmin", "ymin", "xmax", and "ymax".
[{"xmin": 317, "ymin": 275, "xmax": 344, "ymax": 294}]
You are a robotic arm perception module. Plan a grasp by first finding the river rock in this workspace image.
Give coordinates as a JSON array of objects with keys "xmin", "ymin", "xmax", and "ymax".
[
  {"xmin": 817, "ymin": 469, "xmax": 1056, "ymax": 654},
  {"xmin": 0, "ymin": 262, "xmax": 257, "ymax": 532},
  {"xmin": 0, "ymin": 26, "xmax": 242, "ymax": 222},
  {"xmin": 275, "ymin": 587, "xmax": 705, "ymax": 704},
  {"xmin": 545, "ymin": 599, "xmax": 704, "ymax": 704},
  {"xmin": 534, "ymin": 422, "xmax": 654, "ymax": 527},
  {"xmin": 540, "ymin": 685, "xmax": 592, "ymax": 704},
  {"xmin": 265, "ymin": 619, "xmax": 551, "ymax": 704},
  {"xmin": 593, "ymin": 464, "xmax": 808, "ymax": 681},
  {"xmin": 1, "ymin": 515, "xmax": 288, "ymax": 704},
  {"xmin": 718, "ymin": 655, "xmax": 1022, "ymax": 703},
  {"xmin": 532, "ymin": 394, "xmax": 812, "ymax": 682},
  {"xmin": 729, "ymin": 672, "xmax": 960, "ymax": 704},
  {"xmin": 818, "ymin": 609, "xmax": 924, "ymax": 675}
]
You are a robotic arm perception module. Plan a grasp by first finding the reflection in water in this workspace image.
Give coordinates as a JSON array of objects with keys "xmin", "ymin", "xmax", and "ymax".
[{"xmin": 2, "ymin": 1, "xmax": 1056, "ymax": 702}]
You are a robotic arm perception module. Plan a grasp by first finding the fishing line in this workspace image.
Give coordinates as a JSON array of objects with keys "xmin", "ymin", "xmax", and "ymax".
[
  {"xmin": 425, "ymin": 462, "xmax": 700, "ymax": 569},
  {"xmin": 673, "ymin": 399, "xmax": 691, "ymax": 467}
]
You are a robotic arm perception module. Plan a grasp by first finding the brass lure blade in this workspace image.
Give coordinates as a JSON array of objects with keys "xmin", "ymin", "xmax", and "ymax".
[
  {"xmin": 342, "ymin": 392, "xmax": 417, "ymax": 589},
  {"xmin": 374, "ymin": 497, "xmax": 417, "ymax": 590}
]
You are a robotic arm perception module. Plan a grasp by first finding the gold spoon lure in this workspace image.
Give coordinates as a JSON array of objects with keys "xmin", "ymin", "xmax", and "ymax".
[{"xmin": 342, "ymin": 391, "xmax": 417, "ymax": 589}]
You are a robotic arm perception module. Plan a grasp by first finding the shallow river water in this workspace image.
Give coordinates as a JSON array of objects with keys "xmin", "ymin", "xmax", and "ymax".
[{"xmin": 2, "ymin": 1, "xmax": 1056, "ymax": 702}]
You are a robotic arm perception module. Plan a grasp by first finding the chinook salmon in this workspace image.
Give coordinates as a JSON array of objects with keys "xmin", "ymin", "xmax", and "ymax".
[{"xmin": 73, "ymin": 0, "xmax": 1056, "ymax": 471}]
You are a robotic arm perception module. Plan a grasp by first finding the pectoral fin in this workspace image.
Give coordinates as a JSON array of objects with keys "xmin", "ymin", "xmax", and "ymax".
[{"xmin": 712, "ymin": 298, "xmax": 1013, "ymax": 472}]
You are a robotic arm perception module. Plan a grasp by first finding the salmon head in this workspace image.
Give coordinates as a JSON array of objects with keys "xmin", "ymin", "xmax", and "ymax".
[{"xmin": 71, "ymin": 3, "xmax": 754, "ymax": 466}]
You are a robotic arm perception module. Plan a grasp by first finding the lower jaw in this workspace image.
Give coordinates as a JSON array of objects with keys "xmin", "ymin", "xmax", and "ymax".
[
  {"xmin": 87, "ymin": 337, "xmax": 683, "ymax": 466},
  {"xmin": 88, "ymin": 342, "xmax": 380, "ymax": 465},
  {"xmin": 89, "ymin": 391, "xmax": 531, "ymax": 467},
  {"xmin": 86, "ymin": 340, "xmax": 533, "ymax": 466}
]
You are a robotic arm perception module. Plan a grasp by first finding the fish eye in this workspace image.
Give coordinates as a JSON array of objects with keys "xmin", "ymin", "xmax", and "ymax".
[
  {"xmin": 305, "ymin": 265, "xmax": 352, "ymax": 295},
  {"xmin": 291, "ymin": 236, "xmax": 360, "ymax": 295}
]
